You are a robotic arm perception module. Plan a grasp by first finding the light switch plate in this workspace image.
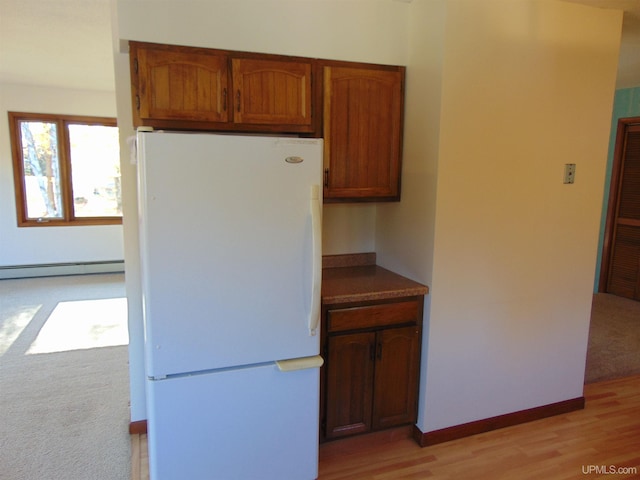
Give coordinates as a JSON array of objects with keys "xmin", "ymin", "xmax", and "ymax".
[{"xmin": 564, "ymin": 164, "xmax": 576, "ymax": 184}]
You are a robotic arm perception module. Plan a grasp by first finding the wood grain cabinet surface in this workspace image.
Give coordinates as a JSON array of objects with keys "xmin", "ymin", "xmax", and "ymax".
[
  {"xmin": 130, "ymin": 42, "xmax": 316, "ymax": 133},
  {"xmin": 322, "ymin": 64, "xmax": 405, "ymax": 202},
  {"xmin": 129, "ymin": 42, "xmax": 406, "ymax": 202},
  {"xmin": 321, "ymin": 297, "xmax": 423, "ymax": 441},
  {"xmin": 132, "ymin": 43, "xmax": 229, "ymax": 125},
  {"xmin": 231, "ymin": 58, "xmax": 312, "ymax": 127}
]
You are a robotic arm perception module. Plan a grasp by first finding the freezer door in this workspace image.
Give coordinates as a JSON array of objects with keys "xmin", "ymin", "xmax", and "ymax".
[
  {"xmin": 146, "ymin": 363, "xmax": 320, "ymax": 480},
  {"xmin": 138, "ymin": 132, "xmax": 323, "ymax": 378}
]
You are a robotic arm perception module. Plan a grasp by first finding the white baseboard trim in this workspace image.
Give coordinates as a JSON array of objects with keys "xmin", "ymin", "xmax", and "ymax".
[{"xmin": 0, "ymin": 261, "xmax": 125, "ymax": 279}]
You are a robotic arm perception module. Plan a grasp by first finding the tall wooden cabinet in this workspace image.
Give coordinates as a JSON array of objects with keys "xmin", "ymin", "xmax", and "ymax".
[
  {"xmin": 322, "ymin": 64, "xmax": 405, "ymax": 202},
  {"xmin": 130, "ymin": 42, "xmax": 316, "ymax": 133}
]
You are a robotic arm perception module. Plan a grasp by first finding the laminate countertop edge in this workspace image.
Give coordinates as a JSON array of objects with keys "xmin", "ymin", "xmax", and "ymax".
[{"xmin": 322, "ymin": 255, "xmax": 429, "ymax": 305}]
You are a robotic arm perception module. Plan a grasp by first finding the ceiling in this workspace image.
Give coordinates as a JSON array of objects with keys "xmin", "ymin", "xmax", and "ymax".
[
  {"xmin": 0, "ymin": 0, "xmax": 115, "ymax": 91},
  {"xmin": 0, "ymin": 0, "xmax": 639, "ymax": 93}
]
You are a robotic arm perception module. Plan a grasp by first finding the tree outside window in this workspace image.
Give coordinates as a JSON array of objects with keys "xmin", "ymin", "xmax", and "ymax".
[{"xmin": 9, "ymin": 112, "xmax": 122, "ymax": 227}]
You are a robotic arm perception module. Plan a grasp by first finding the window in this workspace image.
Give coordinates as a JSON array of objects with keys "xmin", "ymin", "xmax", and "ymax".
[{"xmin": 9, "ymin": 112, "xmax": 122, "ymax": 227}]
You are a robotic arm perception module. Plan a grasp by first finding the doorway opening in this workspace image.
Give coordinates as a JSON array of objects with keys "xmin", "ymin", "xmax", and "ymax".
[{"xmin": 599, "ymin": 116, "xmax": 640, "ymax": 300}]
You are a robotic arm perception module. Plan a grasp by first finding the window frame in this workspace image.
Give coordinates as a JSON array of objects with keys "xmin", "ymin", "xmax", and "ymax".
[{"xmin": 8, "ymin": 111, "xmax": 122, "ymax": 227}]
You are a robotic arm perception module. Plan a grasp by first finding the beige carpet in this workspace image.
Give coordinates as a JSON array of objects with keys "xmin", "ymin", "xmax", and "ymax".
[
  {"xmin": 585, "ymin": 293, "xmax": 640, "ymax": 384},
  {"xmin": 0, "ymin": 273, "xmax": 130, "ymax": 480}
]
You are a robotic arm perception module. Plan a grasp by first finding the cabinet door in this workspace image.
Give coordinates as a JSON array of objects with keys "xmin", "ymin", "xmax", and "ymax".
[
  {"xmin": 231, "ymin": 58, "xmax": 313, "ymax": 127},
  {"xmin": 325, "ymin": 332, "xmax": 375, "ymax": 439},
  {"xmin": 372, "ymin": 326, "xmax": 420, "ymax": 430},
  {"xmin": 135, "ymin": 44, "xmax": 230, "ymax": 124},
  {"xmin": 323, "ymin": 65, "xmax": 404, "ymax": 201}
]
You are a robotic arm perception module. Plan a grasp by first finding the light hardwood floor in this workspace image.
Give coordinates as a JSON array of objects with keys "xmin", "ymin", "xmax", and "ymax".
[
  {"xmin": 131, "ymin": 375, "xmax": 640, "ymax": 480},
  {"xmin": 131, "ymin": 432, "xmax": 149, "ymax": 480}
]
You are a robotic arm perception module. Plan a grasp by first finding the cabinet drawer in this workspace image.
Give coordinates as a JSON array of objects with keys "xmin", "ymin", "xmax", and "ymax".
[{"xmin": 328, "ymin": 301, "xmax": 418, "ymax": 333}]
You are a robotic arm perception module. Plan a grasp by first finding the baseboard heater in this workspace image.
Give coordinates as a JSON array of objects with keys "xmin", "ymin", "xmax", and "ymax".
[{"xmin": 0, "ymin": 260, "xmax": 125, "ymax": 280}]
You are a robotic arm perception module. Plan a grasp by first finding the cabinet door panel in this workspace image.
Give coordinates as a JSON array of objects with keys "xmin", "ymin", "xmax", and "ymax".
[
  {"xmin": 325, "ymin": 332, "xmax": 375, "ymax": 439},
  {"xmin": 323, "ymin": 66, "xmax": 403, "ymax": 201},
  {"xmin": 137, "ymin": 46, "xmax": 229, "ymax": 123},
  {"xmin": 372, "ymin": 326, "xmax": 420, "ymax": 430},
  {"xmin": 232, "ymin": 58, "xmax": 312, "ymax": 127}
]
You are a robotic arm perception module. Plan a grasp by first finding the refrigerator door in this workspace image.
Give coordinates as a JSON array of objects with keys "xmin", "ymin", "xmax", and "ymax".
[
  {"xmin": 137, "ymin": 132, "xmax": 322, "ymax": 378},
  {"xmin": 146, "ymin": 362, "xmax": 321, "ymax": 480}
]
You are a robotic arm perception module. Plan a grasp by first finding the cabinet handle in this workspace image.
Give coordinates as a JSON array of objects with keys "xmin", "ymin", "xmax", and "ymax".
[
  {"xmin": 324, "ymin": 168, "xmax": 329, "ymax": 188},
  {"xmin": 376, "ymin": 343, "xmax": 383, "ymax": 361},
  {"xmin": 135, "ymin": 94, "xmax": 140, "ymax": 111},
  {"xmin": 370, "ymin": 343, "xmax": 376, "ymax": 362},
  {"xmin": 222, "ymin": 88, "xmax": 227, "ymax": 111},
  {"xmin": 236, "ymin": 90, "xmax": 241, "ymax": 113}
]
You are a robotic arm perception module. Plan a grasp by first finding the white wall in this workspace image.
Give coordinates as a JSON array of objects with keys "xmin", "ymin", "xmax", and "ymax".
[
  {"xmin": 376, "ymin": 0, "xmax": 446, "ymax": 427},
  {"xmin": 114, "ymin": 0, "xmax": 411, "ymax": 421},
  {"xmin": 0, "ymin": 83, "xmax": 124, "ymax": 269},
  {"xmin": 378, "ymin": 0, "xmax": 622, "ymax": 434}
]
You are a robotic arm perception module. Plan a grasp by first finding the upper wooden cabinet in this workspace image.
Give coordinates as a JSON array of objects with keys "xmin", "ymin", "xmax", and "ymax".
[
  {"xmin": 129, "ymin": 42, "xmax": 406, "ymax": 202},
  {"xmin": 132, "ymin": 43, "xmax": 229, "ymax": 124},
  {"xmin": 322, "ymin": 64, "xmax": 405, "ymax": 202},
  {"xmin": 231, "ymin": 58, "xmax": 312, "ymax": 127},
  {"xmin": 129, "ymin": 42, "xmax": 316, "ymax": 133}
]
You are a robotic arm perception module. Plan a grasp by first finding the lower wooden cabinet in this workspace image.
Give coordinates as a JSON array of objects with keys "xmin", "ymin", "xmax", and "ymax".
[
  {"xmin": 321, "ymin": 297, "xmax": 423, "ymax": 441},
  {"xmin": 372, "ymin": 326, "xmax": 421, "ymax": 431},
  {"xmin": 325, "ymin": 331, "xmax": 375, "ymax": 438}
]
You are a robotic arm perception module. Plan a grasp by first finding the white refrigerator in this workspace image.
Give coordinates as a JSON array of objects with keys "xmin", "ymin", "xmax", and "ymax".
[{"xmin": 136, "ymin": 130, "xmax": 324, "ymax": 480}]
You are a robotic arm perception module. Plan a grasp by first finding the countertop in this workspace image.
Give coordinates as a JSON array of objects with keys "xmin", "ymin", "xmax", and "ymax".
[{"xmin": 322, "ymin": 253, "xmax": 429, "ymax": 305}]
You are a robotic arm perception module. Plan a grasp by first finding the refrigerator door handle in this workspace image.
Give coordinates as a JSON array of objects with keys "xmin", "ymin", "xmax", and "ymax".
[
  {"xmin": 276, "ymin": 355, "xmax": 324, "ymax": 372},
  {"xmin": 309, "ymin": 184, "xmax": 322, "ymax": 336}
]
